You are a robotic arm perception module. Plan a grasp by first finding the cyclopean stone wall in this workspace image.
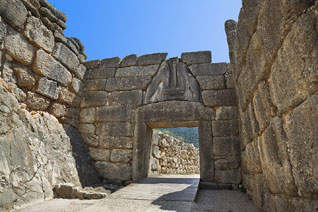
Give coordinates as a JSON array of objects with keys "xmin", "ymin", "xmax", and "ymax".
[
  {"xmin": 148, "ymin": 130, "xmax": 200, "ymax": 175},
  {"xmin": 0, "ymin": 0, "xmax": 100, "ymax": 211},
  {"xmin": 80, "ymin": 52, "xmax": 241, "ymax": 186},
  {"xmin": 225, "ymin": 1, "xmax": 318, "ymax": 211}
]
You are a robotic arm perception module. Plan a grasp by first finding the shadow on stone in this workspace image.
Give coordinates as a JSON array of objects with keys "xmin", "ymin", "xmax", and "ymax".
[{"xmin": 64, "ymin": 125, "xmax": 101, "ymax": 187}]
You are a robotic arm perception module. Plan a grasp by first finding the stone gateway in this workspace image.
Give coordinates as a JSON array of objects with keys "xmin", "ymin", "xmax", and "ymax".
[{"xmin": 0, "ymin": 0, "xmax": 317, "ymax": 211}]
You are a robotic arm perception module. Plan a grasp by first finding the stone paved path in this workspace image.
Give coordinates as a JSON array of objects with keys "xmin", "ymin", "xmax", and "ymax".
[
  {"xmin": 18, "ymin": 175, "xmax": 259, "ymax": 212},
  {"xmin": 110, "ymin": 174, "xmax": 200, "ymax": 201}
]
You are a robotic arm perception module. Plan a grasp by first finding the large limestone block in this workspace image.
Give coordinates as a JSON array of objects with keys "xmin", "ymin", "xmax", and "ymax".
[
  {"xmin": 80, "ymin": 107, "xmax": 96, "ymax": 123},
  {"xmin": 269, "ymin": 11, "xmax": 318, "ymax": 113},
  {"xmin": 86, "ymin": 67, "xmax": 116, "ymax": 79},
  {"xmin": 88, "ymin": 148, "xmax": 110, "ymax": 161},
  {"xmin": 189, "ymin": 63, "xmax": 227, "ymax": 76},
  {"xmin": 144, "ymin": 58, "xmax": 201, "ymax": 103},
  {"xmin": 58, "ymin": 88, "xmax": 76, "ymax": 106},
  {"xmin": 108, "ymin": 90, "xmax": 143, "ymax": 108},
  {"xmin": 0, "ymin": 0, "xmax": 27, "ymax": 31},
  {"xmin": 115, "ymin": 64, "xmax": 159, "ymax": 77},
  {"xmin": 258, "ymin": 117, "xmax": 297, "ymax": 195},
  {"xmin": 53, "ymin": 43, "xmax": 80, "ymax": 71},
  {"xmin": 0, "ymin": 17, "xmax": 7, "ymax": 44},
  {"xmin": 181, "ymin": 51, "xmax": 211, "ymax": 65},
  {"xmin": 202, "ymin": 89, "xmax": 237, "ymax": 107},
  {"xmin": 99, "ymin": 136, "xmax": 132, "ymax": 149},
  {"xmin": 241, "ymin": 139, "xmax": 262, "ymax": 174},
  {"xmin": 212, "ymin": 120, "xmax": 239, "ymax": 137},
  {"xmin": 100, "ymin": 57, "xmax": 121, "ymax": 68},
  {"xmin": 80, "ymin": 91, "xmax": 108, "ymax": 108},
  {"xmin": 120, "ymin": 54, "xmax": 138, "ymax": 67},
  {"xmin": 24, "ymin": 16, "xmax": 54, "ymax": 52},
  {"xmin": 106, "ymin": 76, "xmax": 152, "ymax": 91},
  {"xmin": 33, "ymin": 49, "xmax": 72, "ymax": 86},
  {"xmin": 137, "ymin": 53, "xmax": 167, "ymax": 66},
  {"xmin": 5, "ymin": 30, "xmax": 35, "ymax": 66},
  {"xmin": 84, "ymin": 79, "xmax": 107, "ymax": 91},
  {"xmin": 95, "ymin": 105, "xmax": 131, "ymax": 122},
  {"xmin": 110, "ymin": 149, "xmax": 132, "ymax": 163},
  {"xmin": 36, "ymin": 77, "xmax": 59, "ymax": 100},
  {"xmin": 196, "ymin": 75, "xmax": 225, "ymax": 90},
  {"xmin": 213, "ymin": 137, "xmax": 240, "ymax": 158},
  {"xmin": 215, "ymin": 170, "xmax": 241, "ymax": 184},
  {"xmin": 94, "ymin": 162, "xmax": 132, "ymax": 182},
  {"xmin": 215, "ymin": 106, "xmax": 237, "ymax": 120},
  {"xmin": 13, "ymin": 64, "xmax": 36, "ymax": 90},
  {"xmin": 136, "ymin": 101, "xmax": 215, "ymax": 123},
  {"xmin": 283, "ymin": 95, "xmax": 318, "ymax": 196},
  {"xmin": 96, "ymin": 122, "xmax": 134, "ymax": 137}
]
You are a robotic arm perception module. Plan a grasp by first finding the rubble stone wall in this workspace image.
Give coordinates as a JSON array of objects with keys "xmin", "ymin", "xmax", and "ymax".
[
  {"xmin": 225, "ymin": 1, "xmax": 318, "ymax": 211},
  {"xmin": 148, "ymin": 130, "xmax": 200, "ymax": 175},
  {"xmin": 81, "ymin": 52, "xmax": 241, "ymax": 185}
]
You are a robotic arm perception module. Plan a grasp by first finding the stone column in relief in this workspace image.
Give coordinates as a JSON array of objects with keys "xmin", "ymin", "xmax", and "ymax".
[
  {"xmin": 132, "ymin": 123, "xmax": 153, "ymax": 181},
  {"xmin": 199, "ymin": 121, "xmax": 214, "ymax": 182}
]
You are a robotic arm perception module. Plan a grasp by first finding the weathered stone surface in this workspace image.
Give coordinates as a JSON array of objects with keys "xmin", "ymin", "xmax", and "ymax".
[
  {"xmin": 5, "ymin": 30, "xmax": 35, "ymax": 66},
  {"xmin": 145, "ymin": 58, "xmax": 200, "ymax": 103},
  {"xmin": 136, "ymin": 101, "xmax": 215, "ymax": 123},
  {"xmin": 116, "ymin": 64, "xmax": 159, "ymax": 77},
  {"xmin": 84, "ymin": 59, "xmax": 100, "ymax": 69},
  {"xmin": 84, "ymin": 79, "xmax": 107, "ymax": 91},
  {"xmin": 95, "ymin": 105, "xmax": 131, "ymax": 122},
  {"xmin": 189, "ymin": 63, "xmax": 227, "ymax": 76},
  {"xmin": 96, "ymin": 122, "xmax": 134, "ymax": 137},
  {"xmin": 94, "ymin": 162, "xmax": 132, "ymax": 182},
  {"xmin": 80, "ymin": 91, "xmax": 108, "ymax": 108},
  {"xmin": 36, "ymin": 77, "xmax": 59, "ymax": 100},
  {"xmin": 212, "ymin": 120, "xmax": 239, "ymax": 137},
  {"xmin": 214, "ymin": 157, "xmax": 240, "ymax": 171},
  {"xmin": 58, "ymin": 88, "xmax": 76, "ymax": 105},
  {"xmin": 137, "ymin": 53, "xmax": 167, "ymax": 66},
  {"xmin": 24, "ymin": 16, "xmax": 54, "ymax": 52},
  {"xmin": 86, "ymin": 67, "xmax": 116, "ymax": 79},
  {"xmin": 33, "ymin": 49, "xmax": 72, "ymax": 86},
  {"xmin": 26, "ymin": 91, "xmax": 50, "ymax": 111},
  {"xmin": 108, "ymin": 90, "xmax": 143, "ymax": 108},
  {"xmin": 1, "ymin": 62, "xmax": 16, "ymax": 83},
  {"xmin": 0, "ymin": 0, "xmax": 27, "ymax": 31},
  {"xmin": 0, "ymin": 84, "xmax": 80, "ymax": 210},
  {"xmin": 120, "ymin": 54, "xmax": 138, "ymax": 67},
  {"xmin": 100, "ymin": 57, "xmax": 121, "ymax": 68},
  {"xmin": 81, "ymin": 134, "xmax": 99, "ymax": 148},
  {"xmin": 199, "ymin": 121, "xmax": 214, "ymax": 182},
  {"xmin": 70, "ymin": 78, "xmax": 83, "ymax": 93},
  {"xmin": 80, "ymin": 107, "xmax": 95, "ymax": 123},
  {"xmin": 21, "ymin": 0, "xmax": 40, "ymax": 17},
  {"xmin": 0, "ymin": 17, "xmax": 7, "ymax": 44},
  {"xmin": 99, "ymin": 136, "xmax": 132, "ymax": 149},
  {"xmin": 202, "ymin": 89, "xmax": 237, "ymax": 107},
  {"xmin": 216, "ymin": 106, "xmax": 237, "ymax": 120},
  {"xmin": 215, "ymin": 171, "xmax": 241, "ymax": 184},
  {"xmin": 53, "ymin": 43, "xmax": 80, "ymax": 71},
  {"xmin": 89, "ymin": 148, "xmax": 110, "ymax": 161},
  {"xmin": 181, "ymin": 51, "xmax": 211, "ymax": 65},
  {"xmin": 283, "ymin": 95, "xmax": 318, "ymax": 196},
  {"xmin": 110, "ymin": 149, "xmax": 132, "ymax": 163},
  {"xmin": 197, "ymin": 75, "xmax": 225, "ymax": 90},
  {"xmin": 241, "ymin": 139, "xmax": 262, "ymax": 174},
  {"xmin": 39, "ymin": 7, "xmax": 58, "ymax": 22},
  {"xmin": 48, "ymin": 103, "xmax": 66, "ymax": 118},
  {"xmin": 106, "ymin": 76, "xmax": 152, "ymax": 91},
  {"xmin": 225, "ymin": 74, "xmax": 235, "ymax": 88},
  {"xmin": 75, "ymin": 64, "xmax": 86, "ymax": 80},
  {"xmin": 6, "ymin": 82, "xmax": 26, "ymax": 102},
  {"xmin": 213, "ymin": 137, "xmax": 240, "ymax": 158},
  {"xmin": 13, "ymin": 64, "xmax": 35, "ymax": 90},
  {"xmin": 78, "ymin": 123, "xmax": 95, "ymax": 134}
]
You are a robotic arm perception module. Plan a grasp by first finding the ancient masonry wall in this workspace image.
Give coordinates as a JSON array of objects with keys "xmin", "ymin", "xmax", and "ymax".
[
  {"xmin": 225, "ymin": 0, "xmax": 318, "ymax": 211},
  {"xmin": 148, "ymin": 130, "xmax": 200, "ymax": 175},
  {"xmin": 0, "ymin": 0, "xmax": 101, "ymax": 211},
  {"xmin": 80, "ymin": 51, "xmax": 241, "ymax": 185}
]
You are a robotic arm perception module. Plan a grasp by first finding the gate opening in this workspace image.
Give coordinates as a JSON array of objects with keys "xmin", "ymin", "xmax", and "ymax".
[{"xmin": 148, "ymin": 127, "xmax": 200, "ymax": 177}]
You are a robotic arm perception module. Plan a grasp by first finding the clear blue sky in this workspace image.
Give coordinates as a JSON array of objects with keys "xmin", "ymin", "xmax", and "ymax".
[{"xmin": 50, "ymin": 1, "xmax": 241, "ymax": 62}]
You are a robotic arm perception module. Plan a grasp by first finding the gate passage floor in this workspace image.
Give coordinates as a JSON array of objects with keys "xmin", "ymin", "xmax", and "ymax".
[{"xmin": 18, "ymin": 174, "xmax": 259, "ymax": 212}]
